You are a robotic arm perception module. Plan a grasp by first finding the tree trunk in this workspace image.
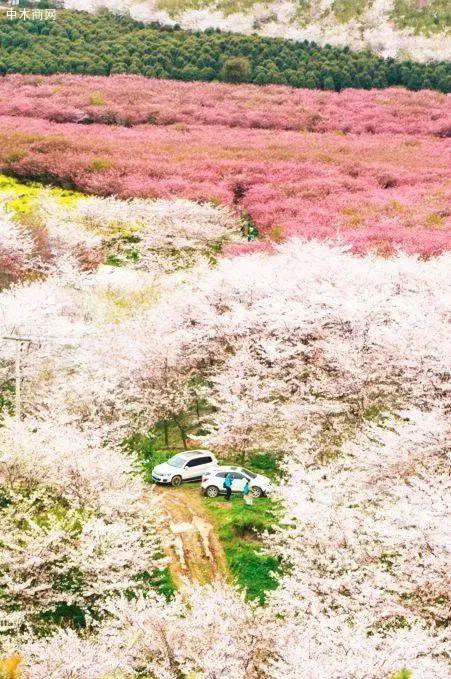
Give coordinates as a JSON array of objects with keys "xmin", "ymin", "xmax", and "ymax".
[
  {"xmin": 174, "ymin": 418, "xmax": 187, "ymax": 449},
  {"xmin": 163, "ymin": 421, "xmax": 169, "ymax": 448}
]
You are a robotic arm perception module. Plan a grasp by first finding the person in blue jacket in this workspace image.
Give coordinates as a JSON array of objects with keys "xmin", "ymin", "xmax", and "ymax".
[
  {"xmin": 243, "ymin": 480, "xmax": 253, "ymax": 507},
  {"xmin": 223, "ymin": 473, "xmax": 233, "ymax": 501}
]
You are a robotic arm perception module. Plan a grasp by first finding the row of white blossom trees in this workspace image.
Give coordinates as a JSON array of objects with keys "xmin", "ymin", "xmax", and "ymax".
[{"xmin": 0, "ymin": 192, "xmax": 238, "ymax": 287}]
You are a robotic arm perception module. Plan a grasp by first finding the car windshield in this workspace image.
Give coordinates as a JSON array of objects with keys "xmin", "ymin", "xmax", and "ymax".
[
  {"xmin": 242, "ymin": 468, "xmax": 257, "ymax": 479},
  {"xmin": 167, "ymin": 455, "xmax": 186, "ymax": 468}
]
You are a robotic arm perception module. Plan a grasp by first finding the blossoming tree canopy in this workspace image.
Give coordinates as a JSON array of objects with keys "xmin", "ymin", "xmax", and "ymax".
[
  {"xmin": 0, "ymin": 234, "xmax": 448, "ymax": 677},
  {"xmin": 0, "ymin": 75, "xmax": 450, "ymax": 257}
]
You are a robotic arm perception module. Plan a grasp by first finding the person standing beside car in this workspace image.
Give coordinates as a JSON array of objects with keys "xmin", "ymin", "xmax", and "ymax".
[
  {"xmin": 242, "ymin": 479, "xmax": 253, "ymax": 507},
  {"xmin": 223, "ymin": 473, "xmax": 233, "ymax": 501}
]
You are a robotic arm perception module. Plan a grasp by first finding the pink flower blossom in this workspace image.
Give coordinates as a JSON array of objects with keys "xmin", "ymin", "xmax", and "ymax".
[{"xmin": 0, "ymin": 75, "xmax": 449, "ymax": 257}]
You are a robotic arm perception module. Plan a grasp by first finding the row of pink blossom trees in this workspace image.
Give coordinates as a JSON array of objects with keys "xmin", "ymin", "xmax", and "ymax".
[
  {"xmin": 0, "ymin": 75, "xmax": 449, "ymax": 257},
  {"xmin": 1, "ymin": 75, "xmax": 449, "ymax": 136}
]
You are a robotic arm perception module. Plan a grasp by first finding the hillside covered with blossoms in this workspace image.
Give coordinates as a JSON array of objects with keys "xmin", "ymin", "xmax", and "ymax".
[
  {"xmin": 0, "ymin": 75, "xmax": 450, "ymax": 257},
  {"xmin": 62, "ymin": 0, "xmax": 451, "ymax": 61},
  {"xmin": 0, "ymin": 27, "xmax": 450, "ymax": 679}
]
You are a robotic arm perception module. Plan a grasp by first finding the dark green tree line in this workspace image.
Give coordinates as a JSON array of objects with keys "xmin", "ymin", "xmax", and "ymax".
[{"xmin": 0, "ymin": 9, "xmax": 449, "ymax": 92}]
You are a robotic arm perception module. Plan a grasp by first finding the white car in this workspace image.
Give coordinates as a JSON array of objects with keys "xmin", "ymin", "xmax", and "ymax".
[
  {"xmin": 152, "ymin": 450, "xmax": 217, "ymax": 486},
  {"xmin": 201, "ymin": 466, "xmax": 271, "ymax": 498}
]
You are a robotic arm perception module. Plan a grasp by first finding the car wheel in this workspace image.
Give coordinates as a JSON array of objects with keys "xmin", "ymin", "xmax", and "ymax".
[
  {"xmin": 171, "ymin": 475, "xmax": 182, "ymax": 487},
  {"xmin": 251, "ymin": 486, "xmax": 263, "ymax": 498},
  {"xmin": 206, "ymin": 485, "xmax": 219, "ymax": 498}
]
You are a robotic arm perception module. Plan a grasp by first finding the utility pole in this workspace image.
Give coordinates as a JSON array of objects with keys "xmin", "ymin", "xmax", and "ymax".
[{"xmin": 2, "ymin": 335, "xmax": 32, "ymax": 420}]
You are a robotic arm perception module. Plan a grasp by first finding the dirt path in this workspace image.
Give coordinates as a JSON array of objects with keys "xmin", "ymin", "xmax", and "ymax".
[{"xmin": 148, "ymin": 484, "xmax": 230, "ymax": 587}]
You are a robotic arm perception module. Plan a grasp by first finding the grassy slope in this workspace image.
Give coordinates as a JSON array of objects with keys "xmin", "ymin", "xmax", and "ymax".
[{"xmin": 390, "ymin": 0, "xmax": 450, "ymax": 34}]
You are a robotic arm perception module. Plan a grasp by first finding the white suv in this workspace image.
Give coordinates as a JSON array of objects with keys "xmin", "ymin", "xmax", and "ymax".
[
  {"xmin": 201, "ymin": 466, "xmax": 271, "ymax": 498},
  {"xmin": 152, "ymin": 450, "xmax": 217, "ymax": 486}
]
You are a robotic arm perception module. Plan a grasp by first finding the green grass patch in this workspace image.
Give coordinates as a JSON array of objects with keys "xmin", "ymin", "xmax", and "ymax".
[
  {"xmin": 246, "ymin": 451, "xmax": 284, "ymax": 481},
  {"xmin": 391, "ymin": 0, "xmax": 450, "ymax": 35},
  {"xmin": 390, "ymin": 671, "xmax": 412, "ymax": 679},
  {"xmin": 122, "ymin": 431, "xmax": 177, "ymax": 482},
  {"xmin": 332, "ymin": 0, "xmax": 369, "ymax": 23},
  {"xmin": 156, "ymin": 0, "xmax": 206, "ymax": 16},
  {"xmin": 0, "ymin": 381, "xmax": 14, "ymax": 416},
  {"xmin": 204, "ymin": 494, "xmax": 283, "ymax": 604},
  {"xmin": 88, "ymin": 91, "xmax": 106, "ymax": 106},
  {"xmin": 132, "ymin": 566, "xmax": 176, "ymax": 601},
  {"xmin": 85, "ymin": 157, "xmax": 111, "ymax": 173},
  {"xmin": 149, "ymin": 566, "xmax": 177, "ymax": 600}
]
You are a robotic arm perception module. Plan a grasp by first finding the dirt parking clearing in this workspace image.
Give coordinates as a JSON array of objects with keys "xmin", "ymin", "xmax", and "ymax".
[{"xmin": 149, "ymin": 484, "xmax": 230, "ymax": 587}]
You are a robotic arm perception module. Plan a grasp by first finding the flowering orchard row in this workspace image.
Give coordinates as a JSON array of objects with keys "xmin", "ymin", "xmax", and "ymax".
[
  {"xmin": 0, "ymin": 89, "xmax": 449, "ymax": 257},
  {"xmin": 1, "ymin": 75, "xmax": 450, "ymax": 136}
]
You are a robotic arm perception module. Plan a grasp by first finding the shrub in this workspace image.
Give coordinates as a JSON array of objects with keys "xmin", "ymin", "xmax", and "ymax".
[
  {"xmin": 3, "ymin": 151, "xmax": 26, "ymax": 164},
  {"xmin": 390, "ymin": 670, "xmax": 413, "ymax": 679},
  {"xmin": 88, "ymin": 91, "xmax": 105, "ymax": 106},
  {"xmin": 86, "ymin": 157, "xmax": 111, "ymax": 172},
  {"xmin": 220, "ymin": 57, "xmax": 252, "ymax": 83}
]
